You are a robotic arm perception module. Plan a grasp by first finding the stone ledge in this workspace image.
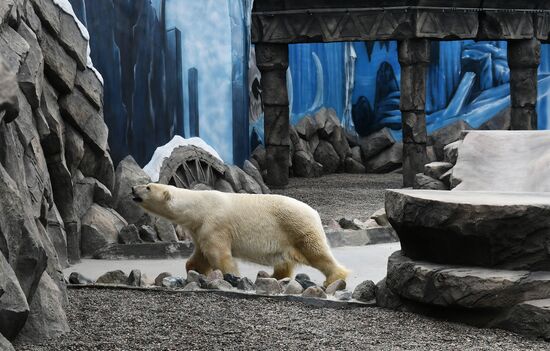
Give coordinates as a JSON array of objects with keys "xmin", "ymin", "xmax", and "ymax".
[
  {"xmin": 67, "ymin": 284, "xmax": 374, "ymax": 309},
  {"xmin": 386, "ymin": 251, "xmax": 550, "ymax": 309},
  {"xmin": 385, "ymin": 189, "xmax": 550, "ymax": 270}
]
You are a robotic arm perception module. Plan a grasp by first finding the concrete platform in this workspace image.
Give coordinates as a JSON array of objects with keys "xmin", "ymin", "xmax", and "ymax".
[{"xmin": 64, "ymin": 243, "xmax": 400, "ymax": 290}]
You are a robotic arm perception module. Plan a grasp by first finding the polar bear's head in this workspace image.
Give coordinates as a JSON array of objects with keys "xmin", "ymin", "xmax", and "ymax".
[{"xmin": 132, "ymin": 183, "xmax": 175, "ymax": 220}]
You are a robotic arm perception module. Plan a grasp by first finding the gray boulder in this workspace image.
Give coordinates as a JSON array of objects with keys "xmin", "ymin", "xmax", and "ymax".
[
  {"xmin": 329, "ymin": 127, "xmax": 351, "ymax": 162},
  {"xmin": 182, "ymin": 282, "xmax": 201, "ymax": 291},
  {"xmin": 113, "ymin": 156, "xmax": 152, "ymax": 226},
  {"xmin": 214, "ymin": 178, "xmax": 234, "ymax": 193},
  {"xmin": 243, "ymin": 160, "xmax": 269, "ymax": 194},
  {"xmin": 302, "ymin": 286, "xmax": 327, "ymax": 299},
  {"xmin": 138, "ymin": 225, "xmax": 158, "ymax": 242},
  {"xmin": 314, "ymin": 140, "xmax": 340, "ymax": 174},
  {"xmin": 250, "ymin": 145, "xmax": 266, "ymax": 171},
  {"xmin": 0, "ymin": 333, "xmax": 14, "ymax": 351},
  {"xmin": 344, "ymin": 157, "xmax": 366, "ymax": 174},
  {"xmin": 325, "ymin": 279, "xmax": 346, "ymax": 295},
  {"xmin": 413, "ymin": 173, "xmax": 448, "ymax": 190},
  {"xmin": 0, "ymin": 253, "xmax": 29, "ymax": 340},
  {"xmin": 154, "ymin": 272, "xmax": 172, "ymax": 287},
  {"xmin": 0, "ymin": 50, "xmax": 19, "ymax": 123},
  {"xmin": 206, "ymin": 279, "xmax": 233, "ymax": 291},
  {"xmin": 352, "ymin": 280, "xmax": 376, "ymax": 302},
  {"xmin": 68, "ymin": 272, "xmax": 93, "ymax": 285},
  {"xmin": 283, "ymin": 280, "xmax": 304, "ymax": 295},
  {"xmin": 429, "ymin": 120, "xmax": 470, "ymax": 160},
  {"xmin": 424, "ymin": 162, "xmax": 453, "ymax": 180},
  {"xmin": 81, "ymin": 204, "xmax": 127, "ymax": 257},
  {"xmin": 293, "ymin": 149, "xmax": 321, "ymax": 178},
  {"xmin": 154, "ymin": 218, "xmax": 178, "ymax": 242},
  {"xmin": 386, "ymin": 251, "xmax": 550, "ymax": 309},
  {"xmin": 295, "ymin": 115, "xmax": 317, "ymax": 140},
  {"xmin": 118, "ymin": 224, "xmax": 141, "ymax": 244},
  {"xmin": 224, "ymin": 164, "xmax": 262, "ymax": 194},
  {"xmin": 359, "ymin": 128, "xmax": 395, "ymax": 160},
  {"xmin": 314, "ymin": 108, "xmax": 340, "ymax": 139},
  {"xmin": 365, "ymin": 143, "xmax": 402, "ymax": 173},
  {"xmin": 128, "ymin": 269, "xmax": 147, "ymax": 287},
  {"xmin": 17, "ymin": 20, "xmax": 43, "ymax": 109},
  {"xmin": 96, "ymin": 270, "xmax": 128, "ymax": 285},
  {"xmin": 237, "ymin": 277, "xmax": 255, "ymax": 291},
  {"xmin": 17, "ymin": 272, "xmax": 69, "ymax": 343},
  {"xmin": 255, "ymin": 278, "xmax": 282, "ymax": 295}
]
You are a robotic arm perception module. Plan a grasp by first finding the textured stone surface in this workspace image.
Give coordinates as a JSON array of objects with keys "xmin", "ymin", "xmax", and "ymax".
[
  {"xmin": 413, "ymin": 173, "xmax": 448, "ymax": 190},
  {"xmin": 302, "ymin": 286, "xmax": 327, "ymax": 299},
  {"xmin": 428, "ymin": 120, "xmax": 470, "ymax": 161},
  {"xmin": 314, "ymin": 140, "xmax": 340, "ymax": 174},
  {"xmin": 118, "ymin": 224, "xmax": 141, "ymax": 244},
  {"xmin": 295, "ymin": 115, "xmax": 317, "ymax": 140},
  {"xmin": 365, "ymin": 143, "xmax": 402, "ymax": 173},
  {"xmin": 255, "ymin": 278, "xmax": 282, "ymax": 295},
  {"xmin": 80, "ymin": 204, "xmax": 127, "ymax": 257},
  {"xmin": 492, "ymin": 299, "xmax": 550, "ymax": 340},
  {"xmin": 387, "ymin": 251, "xmax": 550, "ymax": 309},
  {"xmin": 0, "ymin": 253, "xmax": 29, "ymax": 340},
  {"xmin": 386, "ymin": 189, "xmax": 550, "ymax": 269},
  {"xmin": 17, "ymin": 272, "xmax": 69, "ymax": 343},
  {"xmin": 96, "ymin": 270, "xmax": 128, "ymax": 285},
  {"xmin": 243, "ymin": 160, "xmax": 269, "ymax": 194},
  {"xmin": 352, "ymin": 280, "xmax": 377, "ymax": 302},
  {"xmin": 443, "ymin": 140, "xmax": 461, "ymax": 165},
  {"xmin": 452, "ymin": 131, "xmax": 550, "ymax": 192},
  {"xmin": 0, "ymin": 52, "xmax": 19, "ymax": 123},
  {"xmin": 424, "ymin": 162, "xmax": 453, "ymax": 180},
  {"xmin": 359, "ymin": 128, "xmax": 395, "ymax": 161},
  {"xmin": 113, "ymin": 156, "xmax": 152, "ymax": 226},
  {"xmin": 17, "ymin": 20, "xmax": 43, "ymax": 109},
  {"xmin": 39, "ymin": 29, "xmax": 76, "ymax": 94},
  {"xmin": 154, "ymin": 218, "xmax": 178, "ymax": 242},
  {"xmin": 75, "ymin": 68, "xmax": 103, "ymax": 110}
]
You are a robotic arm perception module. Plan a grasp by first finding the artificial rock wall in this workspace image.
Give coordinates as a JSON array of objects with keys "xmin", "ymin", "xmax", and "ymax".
[{"xmin": 0, "ymin": 0, "xmax": 116, "ymax": 347}]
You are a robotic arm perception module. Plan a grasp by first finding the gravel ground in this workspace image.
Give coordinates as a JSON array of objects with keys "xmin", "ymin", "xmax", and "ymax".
[
  {"xmin": 15, "ymin": 288, "xmax": 549, "ymax": 351},
  {"xmin": 273, "ymin": 173, "xmax": 403, "ymax": 224}
]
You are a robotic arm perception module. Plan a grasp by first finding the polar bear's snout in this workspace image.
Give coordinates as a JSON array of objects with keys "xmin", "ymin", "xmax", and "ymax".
[{"xmin": 131, "ymin": 185, "xmax": 150, "ymax": 203}]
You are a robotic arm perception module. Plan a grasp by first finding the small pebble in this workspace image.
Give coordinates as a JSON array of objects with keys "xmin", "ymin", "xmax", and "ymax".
[
  {"xmin": 68, "ymin": 272, "xmax": 93, "ymax": 285},
  {"xmin": 352, "ymin": 280, "xmax": 377, "ymax": 302},
  {"xmin": 186, "ymin": 270, "xmax": 204, "ymax": 285},
  {"xmin": 206, "ymin": 269, "xmax": 224, "ymax": 283},
  {"xmin": 223, "ymin": 273, "xmax": 240, "ymax": 287},
  {"xmin": 127, "ymin": 269, "xmax": 143, "ymax": 287},
  {"xmin": 154, "ymin": 272, "xmax": 172, "ymax": 286},
  {"xmin": 206, "ymin": 279, "xmax": 233, "ymax": 291},
  {"xmin": 283, "ymin": 280, "xmax": 303, "ymax": 295},
  {"xmin": 162, "ymin": 276, "xmax": 184, "ymax": 288},
  {"xmin": 255, "ymin": 278, "xmax": 282, "ymax": 295},
  {"xmin": 335, "ymin": 290, "xmax": 352, "ymax": 301},
  {"xmin": 256, "ymin": 270, "xmax": 271, "ymax": 279},
  {"xmin": 96, "ymin": 270, "xmax": 128, "ymax": 285},
  {"xmin": 278, "ymin": 277, "xmax": 291, "ymax": 290},
  {"xmin": 237, "ymin": 277, "xmax": 255, "ymax": 291},
  {"xmin": 182, "ymin": 282, "xmax": 201, "ymax": 291},
  {"xmin": 325, "ymin": 279, "xmax": 346, "ymax": 295},
  {"xmin": 295, "ymin": 273, "xmax": 310, "ymax": 281},
  {"xmin": 302, "ymin": 286, "xmax": 327, "ymax": 299}
]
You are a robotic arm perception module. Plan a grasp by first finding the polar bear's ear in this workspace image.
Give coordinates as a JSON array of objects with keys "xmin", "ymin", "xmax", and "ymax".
[{"xmin": 163, "ymin": 190, "xmax": 171, "ymax": 201}]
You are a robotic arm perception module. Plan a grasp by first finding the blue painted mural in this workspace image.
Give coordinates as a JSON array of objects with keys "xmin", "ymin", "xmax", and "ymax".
[{"xmin": 69, "ymin": 0, "xmax": 550, "ymax": 169}]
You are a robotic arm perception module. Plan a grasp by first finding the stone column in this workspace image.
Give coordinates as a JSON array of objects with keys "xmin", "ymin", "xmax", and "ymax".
[
  {"xmin": 398, "ymin": 39, "xmax": 430, "ymax": 187},
  {"xmin": 255, "ymin": 44, "xmax": 290, "ymax": 187},
  {"xmin": 508, "ymin": 38, "xmax": 541, "ymax": 130}
]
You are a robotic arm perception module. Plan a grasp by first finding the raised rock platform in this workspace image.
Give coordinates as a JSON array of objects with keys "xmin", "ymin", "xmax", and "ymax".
[{"xmin": 386, "ymin": 189, "xmax": 550, "ymax": 270}]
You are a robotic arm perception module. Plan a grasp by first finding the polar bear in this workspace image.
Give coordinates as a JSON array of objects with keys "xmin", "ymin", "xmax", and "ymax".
[{"xmin": 132, "ymin": 183, "xmax": 349, "ymax": 286}]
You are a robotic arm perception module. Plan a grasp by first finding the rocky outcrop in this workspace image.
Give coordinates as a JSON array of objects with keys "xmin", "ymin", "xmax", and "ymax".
[{"xmin": 0, "ymin": 0, "xmax": 126, "ymax": 346}]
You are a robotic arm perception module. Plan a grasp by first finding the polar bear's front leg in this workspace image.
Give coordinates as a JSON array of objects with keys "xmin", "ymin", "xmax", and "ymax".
[
  {"xmin": 200, "ymin": 238, "xmax": 240, "ymax": 276},
  {"xmin": 186, "ymin": 247, "xmax": 212, "ymax": 275}
]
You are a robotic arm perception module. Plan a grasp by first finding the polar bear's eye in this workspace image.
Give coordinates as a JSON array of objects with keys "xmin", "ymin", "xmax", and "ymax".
[{"xmin": 146, "ymin": 186, "xmax": 151, "ymax": 191}]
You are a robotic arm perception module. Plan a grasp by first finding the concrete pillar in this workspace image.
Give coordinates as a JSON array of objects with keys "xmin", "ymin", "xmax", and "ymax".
[
  {"xmin": 398, "ymin": 39, "xmax": 430, "ymax": 187},
  {"xmin": 255, "ymin": 43, "xmax": 289, "ymax": 187},
  {"xmin": 508, "ymin": 38, "xmax": 541, "ymax": 130}
]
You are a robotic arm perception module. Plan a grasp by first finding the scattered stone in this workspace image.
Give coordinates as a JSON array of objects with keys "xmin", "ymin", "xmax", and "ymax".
[
  {"xmin": 118, "ymin": 224, "xmax": 142, "ymax": 244},
  {"xmin": 295, "ymin": 274, "xmax": 316, "ymax": 290},
  {"xmin": 237, "ymin": 277, "xmax": 255, "ymax": 291},
  {"xmin": 223, "ymin": 274, "xmax": 240, "ymax": 288},
  {"xmin": 68, "ymin": 272, "xmax": 93, "ymax": 285},
  {"xmin": 154, "ymin": 272, "xmax": 172, "ymax": 287},
  {"xmin": 335, "ymin": 290, "xmax": 352, "ymax": 301},
  {"xmin": 127, "ymin": 269, "xmax": 146, "ymax": 287},
  {"xmin": 257, "ymin": 271, "xmax": 270, "ymax": 279},
  {"xmin": 138, "ymin": 225, "xmax": 158, "ymax": 242},
  {"xmin": 295, "ymin": 273, "xmax": 310, "ymax": 281},
  {"xmin": 162, "ymin": 276, "xmax": 185, "ymax": 289},
  {"xmin": 255, "ymin": 278, "xmax": 282, "ymax": 295},
  {"xmin": 283, "ymin": 280, "xmax": 304, "ymax": 295},
  {"xmin": 352, "ymin": 280, "xmax": 376, "ymax": 302},
  {"xmin": 424, "ymin": 162, "xmax": 453, "ymax": 180},
  {"xmin": 413, "ymin": 173, "xmax": 448, "ymax": 190},
  {"xmin": 206, "ymin": 269, "xmax": 224, "ymax": 283},
  {"xmin": 96, "ymin": 270, "xmax": 128, "ymax": 285},
  {"xmin": 338, "ymin": 218, "xmax": 360, "ymax": 230},
  {"xmin": 206, "ymin": 279, "xmax": 233, "ymax": 291},
  {"xmin": 186, "ymin": 271, "xmax": 207, "ymax": 288},
  {"xmin": 182, "ymin": 282, "xmax": 201, "ymax": 291},
  {"xmin": 370, "ymin": 208, "xmax": 390, "ymax": 227},
  {"xmin": 302, "ymin": 286, "xmax": 327, "ymax": 299},
  {"xmin": 154, "ymin": 218, "xmax": 178, "ymax": 242},
  {"xmin": 325, "ymin": 279, "xmax": 346, "ymax": 295}
]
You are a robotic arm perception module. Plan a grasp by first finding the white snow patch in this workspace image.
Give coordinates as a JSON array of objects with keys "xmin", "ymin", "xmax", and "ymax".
[
  {"xmin": 143, "ymin": 136, "xmax": 223, "ymax": 182},
  {"xmin": 52, "ymin": 0, "xmax": 104, "ymax": 85}
]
